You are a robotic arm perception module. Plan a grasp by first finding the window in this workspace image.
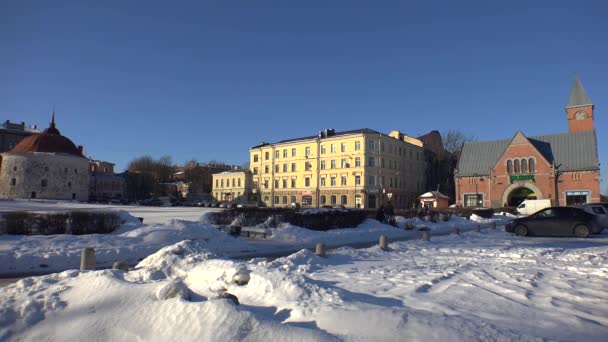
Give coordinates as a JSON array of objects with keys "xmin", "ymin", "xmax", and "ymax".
[
  {"xmin": 253, "ymin": 167, "xmax": 258, "ymax": 175},
  {"xmin": 305, "ymin": 162, "xmax": 311, "ymax": 171},
  {"xmin": 566, "ymin": 191, "xmax": 589, "ymax": 205},
  {"xmin": 238, "ymin": 178, "xmax": 241, "ymax": 187},
  {"xmin": 321, "ymin": 160, "xmax": 326, "ymax": 170},
  {"xmin": 368, "ymin": 195, "xmax": 376, "ymax": 209},
  {"xmin": 331, "ymin": 160, "xmax": 336, "ymax": 169},
  {"xmin": 535, "ymin": 208, "xmax": 557, "ymax": 218},
  {"xmin": 275, "ymin": 179, "xmax": 279, "ymax": 188},
  {"xmin": 232, "ymin": 178, "xmax": 235, "ymax": 187},
  {"xmin": 291, "ymin": 178, "xmax": 296, "ymax": 188},
  {"xmin": 305, "ymin": 147, "xmax": 310, "ymax": 156},
  {"xmin": 521, "ymin": 159, "xmax": 528, "ymax": 173},
  {"xmin": 264, "ymin": 196, "xmax": 269, "ymax": 203},
  {"xmin": 321, "ymin": 177, "xmax": 326, "ymax": 186},
  {"xmin": 331, "ymin": 144, "xmax": 336, "ymax": 153},
  {"xmin": 330, "ymin": 177, "xmax": 336, "ymax": 186},
  {"xmin": 305, "ymin": 177, "xmax": 310, "ymax": 187},
  {"xmin": 514, "ymin": 159, "xmax": 520, "ymax": 174},
  {"xmin": 283, "ymin": 164, "xmax": 287, "ymax": 172},
  {"xmin": 331, "ymin": 195, "xmax": 337, "ymax": 205},
  {"xmin": 355, "ymin": 175, "xmax": 361, "ymax": 185},
  {"xmin": 381, "ymin": 142, "xmax": 385, "ymax": 152},
  {"xmin": 10, "ymin": 178, "xmax": 16, "ymax": 185},
  {"xmin": 464, "ymin": 194, "xmax": 483, "ymax": 207},
  {"xmin": 341, "ymin": 159, "xmax": 347, "ymax": 168},
  {"xmin": 291, "ymin": 163, "xmax": 296, "ymax": 172},
  {"xmin": 275, "ymin": 150, "xmax": 280, "ymax": 158},
  {"xmin": 283, "ymin": 149, "xmax": 288, "ymax": 158},
  {"xmin": 274, "ymin": 196, "xmax": 279, "ymax": 205},
  {"xmin": 13, "ymin": 166, "xmax": 17, "ymax": 171},
  {"xmin": 302, "ymin": 195, "xmax": 312, "ymax": 206},
  {"xmin": 221, "ymin": 179, "xmax": 224, "ymax": 187},
  {"xmin": 41, "ymin": 179, "xmax": 48, "ymax": 187},
  {"xmin": 282, "ymin": 179, "xmax": 287, "ymax": 188},
  {"xmin": 291, "ymin": 195, "xmax": 296, "ymax": 204},
  {"xmin": 265, "ymin": 166, "xmax": 269, "ymax": 173},
  {"xmin": 355, "ymin": 157, "xmax": 361, "ymax": 167},
  {"xmin": 265, "ymin": 152, "xmax": 269, "ymax": 160},
  {"xmin": 368, "ymin": 140, "xmax": 375, "ymax": 150},
  {"xmin": 292, "ymin": 148, "xmax": 296, "ymax": 157},
  {"xmin": 321, "ymin": 195, "xmax": 327, "ymax": 205},
  {"xmin": 410, "ymin": 150, "xmax": 413, "ymax": 159},
  {"xmin": 529, "ymin": 158, "xmax": 535, "ymax": 173},
  {"xmin": 253, "ymin": 181, "xmax": 258, "ymax": 189},
  {"xmin": 368, "ymin": 157, "xmax": 375, "ymax": 167},
  {"xmin": 341, "ymin": 143, "xmax": 346, "ymax": 152},
  {"xmin": 74, "ymin": 169, "xmax": 78, "ymax": 174},
  {"xmin": 321, "ymin": 145, "xmax": 326, "ymax": 154},
  {"xmin": 341, "ymin": 176, "xmax": 347, "ymax": 186},
  {"xmin": 264, "ymin": 180, "xmax": 269, "ymax": 188},
  {"xmin": 355, "ymin": 141, "xmax": 361, "ymax": 151},
  {"xmin": 31, "ymin": 191, "xmax": 36, "ymax": 199},
  {"xmin": 341, "ymin": 195, "xmax": 347, "ymax": 205},
  {"xmin": 381, "ymin": 158, "xmax": 385, "ymax": 168},
  {"xmin": 44, "ymin": 166, "xmax": 49, "ymax": 172},
  {"xmin": 275, "ymin": 165, "xmax": 279, "ymax": 173},
  {"xmin": 282, "ymin": 196, "xmax": 288, "ymax": 204},
  {"xmin": 507, "ymin": 160, "xmax": 513, "ymax": 174},
  {"xmin": 254, "ymin": 154, "xmax": 259, "ymax": 162},
  {"xmin": 368, "ymin": 175, "xmax": 376, "ymax": 185},
  {"xmin": 216, "ymin": 179, "xmax": 219, "ymax": 187}
]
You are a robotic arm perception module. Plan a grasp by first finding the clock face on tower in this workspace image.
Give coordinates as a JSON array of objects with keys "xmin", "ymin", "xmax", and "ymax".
[{"xmin": 575, "ymin": 111, "xmax": 587, "ymax": 121}]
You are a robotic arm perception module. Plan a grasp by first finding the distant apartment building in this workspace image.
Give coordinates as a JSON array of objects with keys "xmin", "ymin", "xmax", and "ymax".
[
  {"xmin": 247, "ymin": 128, "xmax": 426, "ymax": 209},
  {"xmin": 212, "ymin": 170, "xmax": 253, "ymax": 202},
  {"xmin": 0, "ymin": 120, "xmax": 40, "ymax": 153},
  {"xmin": 89, "ymin": 160, "xmax": 126, "ymax": 200}
]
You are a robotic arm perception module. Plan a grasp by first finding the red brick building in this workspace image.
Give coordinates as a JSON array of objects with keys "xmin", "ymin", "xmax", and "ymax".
[{"xmin": 455, "ymin": 78, "xmax": 600, "ymax": 208}]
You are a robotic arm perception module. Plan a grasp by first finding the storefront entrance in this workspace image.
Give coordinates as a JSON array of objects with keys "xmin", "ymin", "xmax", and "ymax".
[{"xmin": 507, "ymin": 187, "xmax": 536, "ymax": 207}]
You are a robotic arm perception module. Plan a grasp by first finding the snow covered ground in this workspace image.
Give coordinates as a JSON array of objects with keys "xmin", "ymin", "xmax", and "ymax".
[
  {"xmin": 1, "ymin": 228, "xmax": 607, "ymax": 341},
  {"xmin": 0, "ymin": 199, "xmax": 503, "ymax": 276}
]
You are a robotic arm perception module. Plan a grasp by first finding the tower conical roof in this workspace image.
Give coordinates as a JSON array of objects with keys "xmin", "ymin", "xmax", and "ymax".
[{"xmin": 566, "ymin": 77, "xmax": 593, "ymax": 108}]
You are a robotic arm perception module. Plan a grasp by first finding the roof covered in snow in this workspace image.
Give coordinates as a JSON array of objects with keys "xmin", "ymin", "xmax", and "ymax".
[{"xmin": 418, "ymin": 191, "xmax": 449, "ymax": 199}]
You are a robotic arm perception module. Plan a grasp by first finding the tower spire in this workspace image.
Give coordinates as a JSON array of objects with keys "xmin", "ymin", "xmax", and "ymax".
[{"xmin": 566, "ymin": 76, "xmax": 593, "ymax": 109}]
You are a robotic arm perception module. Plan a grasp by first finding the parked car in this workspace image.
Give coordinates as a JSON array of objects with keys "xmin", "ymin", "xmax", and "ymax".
[
  {"xmin": 505, "ymin": 206, "xmax": 602, "ymax": 238},
  {"xmin": 572, "ymin": 204, "xmax": 608, "ymax": 233},
  {"xmin": 515, "ymin": 199, "xmax": 552, "ymax": 215}
]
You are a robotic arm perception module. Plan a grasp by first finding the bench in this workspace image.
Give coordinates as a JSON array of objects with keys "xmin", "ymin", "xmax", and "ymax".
[{"xmin": 240, "ymin": 227, "xmax": 272, "ymax": 239}]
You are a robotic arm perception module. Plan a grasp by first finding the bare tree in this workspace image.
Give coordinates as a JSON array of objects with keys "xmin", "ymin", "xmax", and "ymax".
[{"xmin": 442, "ymin": 129, "xmax": 476, "ymax": 154}]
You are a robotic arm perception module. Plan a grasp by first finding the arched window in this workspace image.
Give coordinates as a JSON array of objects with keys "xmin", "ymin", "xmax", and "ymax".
[
  {"xmin": 331, "ymin": 195, "xmax": 337, "ymax": 205},
  {"xmin": 514, "ymin": 159, "xmax": 520, "ymax": 174},
  {"xmin": 341, "ymin": 195, "xmax": 347, "ymax": 205},
  {"xmin": 521, "ymin": 159, "xmax": 528, "ymax": 173},
  {"xmin": 507, "ymin": 160, "xmax": 513, "ymax": 174},
  {"xmin": 529, "ymin": 158, "xmax": 535, "ymax": 173},
  {"xmin": 320, "ymin": 195, "xmax": 326, "ymax": 205}
]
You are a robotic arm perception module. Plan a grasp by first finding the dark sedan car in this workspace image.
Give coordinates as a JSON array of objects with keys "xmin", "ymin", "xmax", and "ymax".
[{"xmin": 505, "ymin": 206, "xmax": 602, "ymax": 238}]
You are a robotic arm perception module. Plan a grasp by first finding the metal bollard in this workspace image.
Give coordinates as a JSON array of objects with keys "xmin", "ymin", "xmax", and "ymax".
[
  {"xmin": 422, "ymin": 231, "xmax": 430, "ymax": 241},
  {"xmin": 454, "ymin": 228, "xmax": 460, "ymax": 235},
  {"xmin": 315, "ymin": 243, "xmax": 326, "ymax": 257},
  {"xmin": 80, "ymin": 247, "xmax": 96, "ymax": 271},
  {"xmin": 379, "ymin": 235, "xmax": 389, "ymax": 251},
  {"xmin": 474, "ymin": 225, "xmax": 481, "ymax": 233}
]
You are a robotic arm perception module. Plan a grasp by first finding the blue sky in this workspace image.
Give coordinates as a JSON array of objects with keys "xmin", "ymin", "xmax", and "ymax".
[{"xmin": 1, "ymin": 1, "xmax": 607, "ymax": 192}]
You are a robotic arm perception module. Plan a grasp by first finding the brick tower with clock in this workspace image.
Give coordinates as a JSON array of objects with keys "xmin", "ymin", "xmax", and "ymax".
[{"xmin": 566, "ymin": 77, "xmax": 595, "ymax": 132}]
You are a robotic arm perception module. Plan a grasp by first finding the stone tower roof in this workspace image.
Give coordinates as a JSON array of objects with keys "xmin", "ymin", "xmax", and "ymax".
[
  {"xmin": 9, "ymin": 114, "xmax": 84, "ymax": 157},
  {"xmin": 566, "ymin": 77, "xmax": 593, "ymax": 108}
]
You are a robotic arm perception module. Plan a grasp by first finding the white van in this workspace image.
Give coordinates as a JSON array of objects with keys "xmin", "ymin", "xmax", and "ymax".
[{"xmin": 516, "ymin": 199, "xmax": 552, "ymax": 215}]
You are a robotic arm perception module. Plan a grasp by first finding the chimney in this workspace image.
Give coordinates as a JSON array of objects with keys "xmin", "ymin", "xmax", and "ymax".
[{"xmin": 77, "ymin": 145, "xmax": 84, "ymax": 156}]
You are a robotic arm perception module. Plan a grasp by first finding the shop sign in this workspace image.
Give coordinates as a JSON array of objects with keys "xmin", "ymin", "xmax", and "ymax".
[{"xmin": 509, "ymin": 174, "xmax": 535, "ymax": 184}]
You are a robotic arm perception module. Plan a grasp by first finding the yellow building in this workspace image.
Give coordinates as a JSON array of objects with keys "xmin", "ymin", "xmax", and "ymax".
[
  {"xmin": 212, "ymin": 170, "xmax": 253, "ymax": 202},
  {"xmin": 248, "ymin": 128, "xmax": 425, "ymax": 209}
]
